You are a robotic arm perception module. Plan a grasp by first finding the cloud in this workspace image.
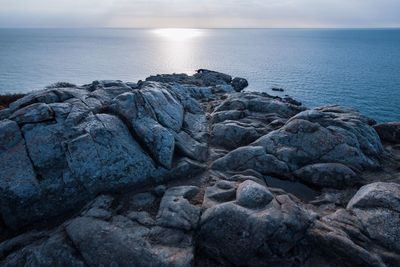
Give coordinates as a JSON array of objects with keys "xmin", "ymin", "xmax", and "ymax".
[{"xmin": 0, "ymin": 0, "xmax": 399, "ymax": 28}]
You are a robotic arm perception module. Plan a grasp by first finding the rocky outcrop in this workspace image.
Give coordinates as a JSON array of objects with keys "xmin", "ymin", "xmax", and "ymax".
[
  {"xmin": 1, "ymin": 70, "xmax": 399, "ymax": 266},
  {"xmin": 212, "ymin": 105, "xmax": 383, "ymax": 180}
]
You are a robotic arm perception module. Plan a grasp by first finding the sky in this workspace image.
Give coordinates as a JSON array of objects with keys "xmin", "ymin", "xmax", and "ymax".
[{"xmin": 0, "ymin": 0, "xmax": 400, "ymax": 28}]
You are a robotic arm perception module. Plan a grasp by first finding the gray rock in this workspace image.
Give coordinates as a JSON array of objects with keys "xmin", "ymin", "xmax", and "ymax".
[
  {"xmin": 374, "ymin": 122, "xmax": 400, "ymax": 143},
  {"xmin": 194, "ymin": 69, "xmax": 232, "ymax": 86},
  {"xmin": 8, "ymin": 89, "xmax": 60, "ymax": 111},
  {"xmin": 211, "ymin": 121, "xmax": 264, "ymax": 150},
  {"xmin": 347, "ymin": 182, "xmax": 400, "ymax": 212},
  {"xmin": 0, "ymin": 120, "xmax": 40, "ymax": 228},
  {"xmin": 182, "ymin": 112, "xmax": 208, "ymax": 143},
  {"xmin": 141, "ymin": 85, "xmax": 184, "ymax": 132},
  {"xmin": 66, "ymin": 114, "xmax": 156, "ymax": 194},
  {"xmin": 212, "ymin": 146, "xmax": 290, "ymax": 176},
  {"xmin": 156, "ymin": 186, "xmax": 201, "ymax": 231},
  {"xmin": 0, "ymin": 232, "xmax": 85, "ymax": 267},
  {"xmin": 10, "ymin": 103, "xmax": 54, "ymax": 124},
  {"xmin": 66, "ymin": 216, "xmax": 162, "ymax": 267},
  {"xmin": 294, "ymin": 163, "xmax": 359, "ymax": 189},
  {"xmin": 347, "ymin": 183, "xmax": 400, "ymax": 253},
  {"xmin": 66, "ymin": 215, "xmax": 194, "ymax": 267},
  {"xmin": 231, "ymin": 77, "xmax": 249, "ymax": 92},
  {"xmin": 236, "ymin": 180, "xmax": 274, "ymax": 209},
  {"xmin": 174, "ymin": 130, "xmax": 208, "ymax": 161},
  {"xmin": 127, "ymin": 211, "xmax": 155, "ymax": 226},
  {"xmin": 200, "ymin": 188, "xmax": 315, "ymax": 266},
  {"xmin": 111, "ymin": 91, "xmax": 177, "ymax": 168},
  {"xmin": 0, "ymin": 108, "xmax": 11, "ymax": 120}
]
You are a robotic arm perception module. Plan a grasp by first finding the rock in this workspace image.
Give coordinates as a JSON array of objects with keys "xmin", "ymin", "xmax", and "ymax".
[
  {"xmin": 65, "ymin": 114, "xmax": 156, "ymax": 193},
  {"xmin": 215, "ymin": 106, "xmax": 383, "ymax": 184},
  {"xmin": 199, "ymin": 182, "xmax": 315, "ymax": 266},
  {"xmin": 0, "ymin": 70, "xmax": 394, "ymax": 266},
  {"xmin": 352, "ymin": 208, "xmax": 400, "ymax": 254},
  {"xmin": 8, "ymin": 89, "xmax": 60, "ymax": 111},
  {"xmin": 236, "ymin": 180, "xmax": 274, "ymax": 209},
  {"xmin": 211, "ymin": 121, "xmax": 265, "ymax": 150},
  {"xmin": 294, "ymin": 163, "xmax": 359, "ymax": 189},
  {"xmin": 127, "ymin": 211, "xmax": 155, "ymax": 226},
  {"xmin": 66, "ymin": 212, "xmax": 195, "ymax": 267},
  {"xmin": 212, "ymin": 146, "xmax": 290, "ymax": 176},
  {"xmin": 0, "ymin": 120, "xmax": 40, "ymax": 228},
  {"xmin": 10, "ymin": 103, "xmax": 54, "ymax": 124},
  {"xmin": 156, "ymin": 186, "xmax": 201, "ymax": 231},
  {"xmin": 174, "ymin": 130, "xmax": 208, "ymax": 161},
  {"xmin": 0, "ymin": 232, "xmax": 85, "ymax": 267},
  {"xmin": 141, "ymin": 85, "xmax": 184, "ymax": 132},
  {"xmin": 347, "ymin": 182, "xmax": 400, "ymax": 212},
  {"xmin": 194, "ymin": 69, "xmax": 232, "ymax": 85},
  {"xmin": 130, "ymin": 192, "xmax": 156, "ymax": 209},
  {"xmin": 231, "ymin": 77, "xmax": 248, "ymax": 92},
  {"xmin": 66, "ymin": 216, "xmax": 161, "ymax": 267},
  {"xmin": 272, "ymin": 87, "xmax": 284, "ymax": 92},
  {"xmin": 374, "ymin": 122, "xmax": 400, "ymax": 143},
  {"xmin": 111, "ymin": 90, "xmax": 178, "ymax": 168},
  {"xmin": 0, "ymin": 108, "xmax": 11, "ymax": 120}
]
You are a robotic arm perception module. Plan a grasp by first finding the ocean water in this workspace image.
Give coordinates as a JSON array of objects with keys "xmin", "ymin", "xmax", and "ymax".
[{"xmin": 0, "ymin": 28, "xmax": 399, "ymax": 122}]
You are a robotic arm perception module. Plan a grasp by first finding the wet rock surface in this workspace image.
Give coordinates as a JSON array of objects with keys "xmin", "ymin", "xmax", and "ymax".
[{"xmin": 1, "ymin": 69, "xmax": 399, "ymax": 266}]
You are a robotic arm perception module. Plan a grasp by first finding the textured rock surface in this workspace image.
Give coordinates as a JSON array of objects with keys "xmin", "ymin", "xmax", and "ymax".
[
  {"xmin": 1, "ymin": 70, "xmax": 399, "ymax": 266},
  {"xmin": 374, "ymin": 122, "xmax": 400, "ymax": 143}
]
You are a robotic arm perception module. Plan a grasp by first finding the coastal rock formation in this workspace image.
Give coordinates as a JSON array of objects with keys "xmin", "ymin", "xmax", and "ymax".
[
  {"xmin": 374, "ymin": 122, "xmax": 400, "ymax": 143},
  {"xmin": 1, "ymin": 70, "xmax": 399, "ymax": 266}
]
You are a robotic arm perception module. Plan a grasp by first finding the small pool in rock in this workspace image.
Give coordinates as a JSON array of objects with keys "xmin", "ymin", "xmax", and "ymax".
[{"xmin": 264, "ymin": 176, "xmax": 319, "ymax": 202}]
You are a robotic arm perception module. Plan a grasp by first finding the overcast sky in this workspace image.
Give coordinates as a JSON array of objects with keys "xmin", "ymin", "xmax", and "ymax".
[{"xmin": 1, "ymin": 0, "xmax": 399, "ymax": 28}]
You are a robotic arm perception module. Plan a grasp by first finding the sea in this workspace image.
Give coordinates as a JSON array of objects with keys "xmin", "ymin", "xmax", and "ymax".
[{"xmin": 0, "ymin": 28, "xmax": 399, "ymax": 122}]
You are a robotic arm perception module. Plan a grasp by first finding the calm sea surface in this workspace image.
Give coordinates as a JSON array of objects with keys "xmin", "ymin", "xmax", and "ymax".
[{"xmin": 0, "ymin": 28, "xmax": 399, "ymax": 122}]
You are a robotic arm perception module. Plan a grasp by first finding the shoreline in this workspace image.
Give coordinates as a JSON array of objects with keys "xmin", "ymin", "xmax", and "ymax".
[{"xmin": 0, "ymin": 69, "xmax": 399, "ymax": 266}]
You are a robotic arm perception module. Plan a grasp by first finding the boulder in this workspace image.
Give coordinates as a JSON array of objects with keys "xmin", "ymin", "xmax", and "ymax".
[
  {"xmin": 231, "ymin": 77, "xmax": 248, "ymax": 92},
  {"xmin": 211, "ymin": 121, "xmax": 265, "ymax": 150},
  {"xmin": 156, "ymin": 186, "xmax": 201, "ymax": 231},
  {"xmin": 236, "ymin": 180, "xmax": 274, "ymax": 209},
  {"xmin": 294, "ymin": 163, "xmax": 359, "ymax": 189},
  {"xmin": 199, "ymin": 180, "xmax": 315, "ymax": 266}
]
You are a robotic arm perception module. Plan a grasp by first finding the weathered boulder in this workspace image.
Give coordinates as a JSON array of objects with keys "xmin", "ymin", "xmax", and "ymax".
[
  {"xmin": 374, "ymin": 122, "xmax": 400, "ymax": 143},
  {"xmin": 294, "ymin": 163, "xmax": 359, "ymax": 189},
  {"xmin": 347, "ymin": 182, "xmax": 400, "ymax": 254},
  {"xmin": 211, "ymin": 121, "xmax": 265, "ymax": 150},
  {"xmin": 0, "ymin": 232, "xmax": 85, "ymax": 267},
  {"xmin": 199, "ymin": 180, "xmax": 316, "ymax": 266},
  {"xmin": 156, "ymin": 186, "xmax": 201, "ymax": 231},
  {"xmin": 306, "ymin": 182, "xmax": 400, "ymax": 266},
  {"xmin": 212, "ymin": 146, "xmax": 290, "ymax": 175},
  {"xmin": 236, "ymin": 180, "xmax": 274, "ymax": 209}
]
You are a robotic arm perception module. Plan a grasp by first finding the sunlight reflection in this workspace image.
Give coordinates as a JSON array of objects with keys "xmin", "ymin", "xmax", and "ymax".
[
  {"xmin": 151, "ymin": 28, "xmax": 204, "ymax": 73},
  {"xmin": 152, "ymin": 28, "xmax": 204, "ymax": 41}
]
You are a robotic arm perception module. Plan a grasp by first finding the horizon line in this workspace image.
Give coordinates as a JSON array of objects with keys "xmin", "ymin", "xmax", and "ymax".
[{"xmin": 1, "ymin": 26, "xmax": 400, "ymax": 30}]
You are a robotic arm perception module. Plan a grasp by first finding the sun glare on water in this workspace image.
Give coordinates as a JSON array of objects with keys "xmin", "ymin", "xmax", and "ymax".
[{"xmin": 152, "ymin": 28, "xmax": 204, "ymax": 41}]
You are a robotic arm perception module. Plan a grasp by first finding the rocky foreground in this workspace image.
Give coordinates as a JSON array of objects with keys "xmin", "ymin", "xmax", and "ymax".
[{"xmin": 0, "ymin": 69, "xmax": 400, "ymax": 266}]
